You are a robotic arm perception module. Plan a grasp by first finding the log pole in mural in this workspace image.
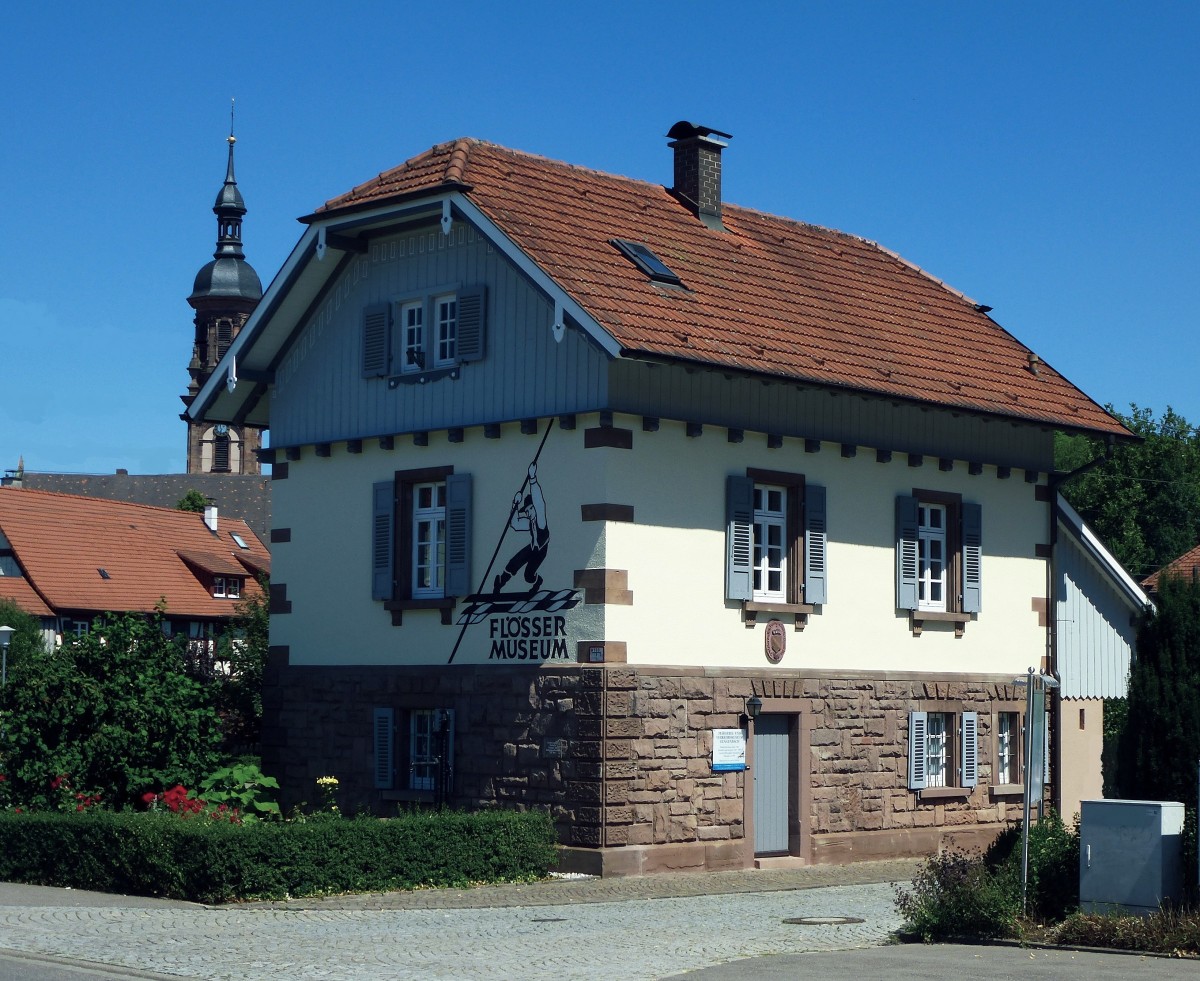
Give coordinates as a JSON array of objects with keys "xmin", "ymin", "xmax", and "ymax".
[{"xmin": 446, "ymin": 418, "xmax": 558, "ymax": 664}]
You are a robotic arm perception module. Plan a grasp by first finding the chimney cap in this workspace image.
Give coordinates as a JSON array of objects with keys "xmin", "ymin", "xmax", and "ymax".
[{"xmin": 667, "ymin": 121, "xmax": 732, "ymax": 145}]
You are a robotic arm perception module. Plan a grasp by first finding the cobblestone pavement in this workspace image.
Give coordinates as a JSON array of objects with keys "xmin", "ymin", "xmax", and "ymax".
[{"xmin": 0, "ymin": 861, "xmax": 919, "ymax": 980}]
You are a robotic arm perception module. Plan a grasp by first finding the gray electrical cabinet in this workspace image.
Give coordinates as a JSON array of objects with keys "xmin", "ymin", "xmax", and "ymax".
[{"xmin": 1079, "ymin": 799, "xmax": 1185, "ymax": 915}]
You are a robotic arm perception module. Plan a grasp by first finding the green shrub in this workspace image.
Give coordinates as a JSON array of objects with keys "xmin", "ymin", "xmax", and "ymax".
[
  {"xmin": 0, "ymin": 807, "xmax": 558, "ymax": 903},
  {"xmin": 984, "ymin": 811, "xmax": 1080, "ymax": 921},
  {"xmin": 894, "ymin": 849, "xmax": 1021, "ymax": 942}
]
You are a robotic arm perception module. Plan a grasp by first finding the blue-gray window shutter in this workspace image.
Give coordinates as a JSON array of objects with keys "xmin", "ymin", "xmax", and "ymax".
[
  {"xmin": 908, "ymin": 711, "xmax": 928, "ymax": 790},
  {"xmin": 726, "ymin": 475, "xmax": 754, "ymax": 601},
  {"xmin": 362, "ymin": 303, "xmax": 391, "ymax": 378},
  {"xmin": 895, "ymin": 495, "xmax": 919, "ymax": 610},
  {"xmin": 456, "ymin": 285, "xmax": 487, "ymax": 363},
  {"xmin": 371, "ymin": 480, "xmax": 394, "ymax": 600},
  {"xmin": 373, "ymin": 707, "xmax": 395, "ymax": 789},
  {"xmin": 961, "ymin": 502, "xmax": 982, "ymax": 614},
  {"xmin": 445, "ymin": 473, "xmax": 472, "ymax": 596},
  {"xmin": 960, "ymin": 711, "xmax": 978, "ymax": 788},
  {"xmin": 803, "ymin": 483, "xmax": 827, "ymax": 605}
]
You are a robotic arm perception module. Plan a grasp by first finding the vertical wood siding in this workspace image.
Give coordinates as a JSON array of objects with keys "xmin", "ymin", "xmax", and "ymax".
[
  {"xmin": 1056, "ymin": 532, "xmax": 1137, "ymax": 699},
  {"xmin": 610, "ymin": 361, "xmax": 1055, "ymax": 471},
  {"xmin": 270, "ymin": 224, "xmax": 610, "ymax": 446}
]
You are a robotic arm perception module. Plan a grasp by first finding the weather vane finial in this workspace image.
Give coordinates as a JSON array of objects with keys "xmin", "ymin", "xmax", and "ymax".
[{"xmin": 228, "ymin": 97, "xmax": 236, "ymax": 146}]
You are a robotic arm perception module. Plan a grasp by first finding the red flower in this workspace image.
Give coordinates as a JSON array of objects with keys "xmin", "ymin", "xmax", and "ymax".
[
  {"xmin": 13, "ymin": 808, "xmax": 21, "ymax": 814},
  {"xmin": 50, "ymin": 774, "xmax": 69, "ymax": 791},
  {"xmin": 0, "ymin": 774, "xmax": 7, "ymax": 782}
]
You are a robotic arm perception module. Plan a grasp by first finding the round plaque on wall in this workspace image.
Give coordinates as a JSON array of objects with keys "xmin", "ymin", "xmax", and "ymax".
[{"xmin": 764, "ymin": 619, "xmax": 786, "ymax": 663}]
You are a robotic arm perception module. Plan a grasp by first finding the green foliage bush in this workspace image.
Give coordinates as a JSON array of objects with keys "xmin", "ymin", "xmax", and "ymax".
[
  {"xmin": 894, "ymin": 849, "xmax": 1020, "ymax": 941},
  {"xmin": 896, "ymin": 814, "xmax": 1080, "ymax": 942},
  {"xmin": 0, "ymin": 612, "xmax": 222, "ymax": 810},
  {"xmin": 0, "ymin": 808, "xmax": 558, "ymax": 903}
]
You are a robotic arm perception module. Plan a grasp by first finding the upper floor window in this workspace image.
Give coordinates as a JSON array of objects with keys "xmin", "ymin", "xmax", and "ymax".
[
  {"xmin": 896, "ymin": 491, "xmax": 981, "ymax": 617},
  {"xmin": 726, "ymin": 471, "xmax": 827, "ymax": 609},
  {"xmin": 360, "ymin": 285, "xmax": 487, "ymax": 381},
  {"xmin": 411, "ymin": 482, "xmax": 447, "ymax": 598}
]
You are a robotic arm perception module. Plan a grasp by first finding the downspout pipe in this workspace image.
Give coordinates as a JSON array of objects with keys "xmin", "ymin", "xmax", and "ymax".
[{"xmin": 1043, "ymin": 434, "xmax": 1117, "ymax": 815}]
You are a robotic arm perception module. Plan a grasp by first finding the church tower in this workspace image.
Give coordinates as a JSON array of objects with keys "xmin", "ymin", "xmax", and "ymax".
[{"xmin": 182, "ymin": 126, "xmax": 264, "ymax": 475}]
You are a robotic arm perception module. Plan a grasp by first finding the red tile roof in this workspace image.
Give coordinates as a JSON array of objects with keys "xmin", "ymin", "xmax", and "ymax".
[
  {"xmin": 0, "ymin": 488, "xmax": 269, "ymax": 619},
  {"xmin": 0, "ymin": 575, "xmax": 53, "ymax": 617},
  {"xmin": 1142, "ymin": 543, "xmax": 1200, "ymax": 591},
  {"xmin": 316, "ymin": 139, "xmax": 1129, "ymax": 438}
]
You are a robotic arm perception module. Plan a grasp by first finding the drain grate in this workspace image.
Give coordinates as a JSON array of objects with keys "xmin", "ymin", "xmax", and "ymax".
[
  {"xmin": 782, "ymin": 916, "xmax": 865, "ymax": 926},
  {"xmin": 531, "ymin": 918, "xmax": 568, "ymax": 923}
]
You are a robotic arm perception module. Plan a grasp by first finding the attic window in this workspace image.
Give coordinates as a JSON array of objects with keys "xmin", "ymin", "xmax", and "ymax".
[
  {"xmin": 98, "ymin": 568, "xmax": 110, "ymax": 580},
  {"xmin": 231, "ymin": 533, "xmax": 249, "ymax": 550},
  {"xmin": 610, "ymin": 239, "xmax": 684, "ymax": 287}
]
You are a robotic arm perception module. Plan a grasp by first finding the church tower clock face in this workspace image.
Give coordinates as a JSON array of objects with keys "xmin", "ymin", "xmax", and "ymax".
[{"xmin": 183, "ymin": 118, "xmax": 264, "ymax": 476}]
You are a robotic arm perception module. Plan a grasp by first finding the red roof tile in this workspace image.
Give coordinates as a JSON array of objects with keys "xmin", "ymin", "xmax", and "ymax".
[
  {"xmin": 1142, "ymin": 543, "xmax": 1200, "ymax": 591},
  {"xmin": 0, "ymin": 488, "xmax": 269, "ymax": 619},
  {"xmin": 0, "ymin": 575, "xmax": 53, "ymax": 617},
  {"xmin": 316, "ymin": 139, "xmax": 1129, "ymax": 438}
]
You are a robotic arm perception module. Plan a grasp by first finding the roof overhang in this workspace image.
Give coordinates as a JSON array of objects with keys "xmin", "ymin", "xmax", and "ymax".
[
  {"xmin": 187, "ymin": 190, "xmax": 621, "ymax": 428},
  {"xmin": 1056, "ymin": 493, "xmax": 1153, "ymax": 612}
]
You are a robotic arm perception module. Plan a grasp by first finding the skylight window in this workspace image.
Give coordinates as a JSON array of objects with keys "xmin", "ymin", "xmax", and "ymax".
[
  {"xmin": 611, "ymin": 239, "xmax": 684, "ymax": 287},
  {"xmin": 231, "ymin": 533, "xmax": 249, "ymax": 550},
  {"xmin": 98, "ymin": 568, "xmax": 110, "ymax": 580}
]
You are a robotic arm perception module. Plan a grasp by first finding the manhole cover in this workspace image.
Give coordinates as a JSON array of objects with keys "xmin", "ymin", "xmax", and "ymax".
[{"xmin": 782, "ymin": 916, "xmax": 865, "ymax": 926}]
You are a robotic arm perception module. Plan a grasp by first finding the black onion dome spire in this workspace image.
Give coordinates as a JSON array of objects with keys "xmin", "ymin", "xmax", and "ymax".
[{"xmin": 190, "ymin": 128, "xmax": 263, "ymax": 304}]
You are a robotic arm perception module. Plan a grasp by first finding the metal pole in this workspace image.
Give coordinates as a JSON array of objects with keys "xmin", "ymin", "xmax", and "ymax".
[{"xmin": 1021, "ymin": 666, "xmax": 1035, "ymax": 913}]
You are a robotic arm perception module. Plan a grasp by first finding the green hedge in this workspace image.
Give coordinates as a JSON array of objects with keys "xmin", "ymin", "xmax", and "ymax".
[{"xmin": 0, "ymin": 809, "xmax": 559, "ymax": 903}]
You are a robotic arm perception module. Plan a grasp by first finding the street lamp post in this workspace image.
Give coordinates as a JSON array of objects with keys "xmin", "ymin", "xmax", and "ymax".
[{"xmin": 0, "ymin": 624, "xmax": 13, "ymax": 690}]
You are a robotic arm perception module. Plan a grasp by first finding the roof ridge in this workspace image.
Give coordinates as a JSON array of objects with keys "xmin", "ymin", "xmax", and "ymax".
[{"xmin": 0, "ymin": 486, "xmax": 256, "ymax": 529}]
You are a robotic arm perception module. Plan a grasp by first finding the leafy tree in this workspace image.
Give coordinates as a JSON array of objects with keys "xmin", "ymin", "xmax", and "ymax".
[
  {"xmin": 1115, "ymin": 574, "xmax": 1200, "ymax": 803},
  {"xmin": 176, "ymin": 489, "xmax": 209, "ymax": 513},
  {"xmin": 214, "ymin": 574, "xmax": 269, "ymax": 752},
  {"xmin": 1056, "ymin": 405, "xmax": 1200, "ymax": 580},
  {"xmin": 1, "ymin": 611, "xmax": 222, "ymax": 810}
]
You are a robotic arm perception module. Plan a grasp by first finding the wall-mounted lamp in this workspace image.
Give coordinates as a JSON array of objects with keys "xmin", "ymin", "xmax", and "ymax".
[{"xmin": 745, "ymin": 695, "xmax": 762, "ymax": 720}]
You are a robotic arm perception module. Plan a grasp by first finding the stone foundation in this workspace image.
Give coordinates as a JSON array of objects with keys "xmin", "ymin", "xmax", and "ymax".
[{"xmin": 262, "ymin": 657, "xmax": 1028, "ymax": 874}]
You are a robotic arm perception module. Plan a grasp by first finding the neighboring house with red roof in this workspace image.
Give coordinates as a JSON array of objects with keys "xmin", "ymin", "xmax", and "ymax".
[
  {"xmin": 1142, "ymin": 543, "xmax": 1200, "ymax": 593},
  {"xmin": 187, "ymin": 122, "xmax": 1134, "ymax": 874},
  {"xmin": 0, "ymin": 487, "xmax": 269, "ymax": 665}
]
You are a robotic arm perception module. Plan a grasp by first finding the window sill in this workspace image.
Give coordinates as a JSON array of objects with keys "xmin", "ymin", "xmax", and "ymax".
[
  {"xmin": 380, "ymin": 789, "xmax": 436, "ymax": 804},
  {"xmin": 989, "ymin": 783, "xmax": 1024, "ymax": 799},
  {"xmin": 388, "ymin": 365, "xmax": 460, "ymax": 388},
  {"xmin": 918, "ymin": 786, "xmax": 973, "ymax": 801},
  {"xmin": 743, "ymin": 600, "xmax": 815, "ymax": 631},
  {"xmin": 908, "ymin": 610, "xmax": 973, "ymax": 637},
  {"xmin": 383, "ymin": 597, "xmax": 457, "ymax": 626}
]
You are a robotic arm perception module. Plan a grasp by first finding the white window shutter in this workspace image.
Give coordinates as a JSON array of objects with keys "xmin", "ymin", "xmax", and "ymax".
[
  {"xmin": 373, "ymin": 707, "xmax": 395, "ymax": 789},
  {"xmin": 726, "ymin": 475, "xmax": 754, "ymax": 601},
  {"xmin": 961, "ymin": 502, "xmax": 982, "ymax": 613},
  {"xmin": 371, "ymin": 481, "xmax": 395, "ymax": 601},
  {"xmin": 803, "ymin": 484, "xmax": 828, "ymax": 605},
  {"xmin": 445, "ymin": 474, "xmax": 472, "ymax": 596},
  {"xmin": 361, "ymin": 303, "xmax": 391, "ymax": 378},
  {"xmin": 908, "ymin": 711, "xmax": 928, "ymax": 790},
  {"xmin": 960, "ymin": 711, "xmax": 978, "ymax": 788},
  {"xmin": 895, "ymin": 496, "xmax": 919, "ymax": 610}
]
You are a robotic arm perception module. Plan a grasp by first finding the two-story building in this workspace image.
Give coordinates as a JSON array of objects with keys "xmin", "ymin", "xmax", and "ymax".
[{"xmin": 188, "ymin": 123, "xmax": 1133, "ymax": 875}]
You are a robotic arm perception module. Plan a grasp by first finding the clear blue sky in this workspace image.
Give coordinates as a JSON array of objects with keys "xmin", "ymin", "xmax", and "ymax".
[{"xmin": 2, "ymin": 3, "xmax": 1197, "ymax": 475}]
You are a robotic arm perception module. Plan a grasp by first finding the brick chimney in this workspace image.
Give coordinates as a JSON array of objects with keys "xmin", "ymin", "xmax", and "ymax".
[{"xmin": 667, "ymin": 121, "xmax": 732, "ymax": 231}]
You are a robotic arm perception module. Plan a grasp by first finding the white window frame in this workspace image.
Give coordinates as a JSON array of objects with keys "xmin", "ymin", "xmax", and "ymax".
[
  {"xmin": 399, "ymin": 300, "xmax": 425, "ymax": 374},
  {"xmin": 752, "ymin": 483, "xmax": 788, "ymax": 602},
  {"xmin": 409, "ymin": 708, "xmax": 437, "ymax": 791},
  {"xmin": 433, "ymin": 293, "xmax": 458, "ymax": 368},
  {"xmin": 925, "ymin": 711, "xmax": 951, "ymax": 788},
  {"xmin": 213, "ymin": 576, "xmax": 242, "ymax": 599},
  {"xmin": 997, "ymin": 711, "xmax": 1020, "ymax": 785},
  {"xmin": 411, "ymin": 481, "xmax": 447, "ymax": 598},
  {"xmin": 917, "ymin": 502, "xmax": 948, "ymax": 612}
]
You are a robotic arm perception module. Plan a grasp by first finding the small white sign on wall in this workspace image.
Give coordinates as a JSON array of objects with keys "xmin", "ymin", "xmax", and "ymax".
[{"xmin": 712, "ymin": 728, "xmax": 747, "ymax": 772}]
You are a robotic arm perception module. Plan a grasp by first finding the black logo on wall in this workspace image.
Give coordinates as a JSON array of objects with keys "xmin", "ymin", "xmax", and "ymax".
[{"xmin": 447, "ymin": 421, "xmax": 580, "ymax": 663}]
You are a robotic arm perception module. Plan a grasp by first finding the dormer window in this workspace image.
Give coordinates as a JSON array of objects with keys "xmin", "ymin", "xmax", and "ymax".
[
  {"xmin": 214, "ymin": 576, "xmax": 242, "ymax": 599},
  {"xmin": 610, "ymin": 239, "xmax": 685, "ymax": 287}
]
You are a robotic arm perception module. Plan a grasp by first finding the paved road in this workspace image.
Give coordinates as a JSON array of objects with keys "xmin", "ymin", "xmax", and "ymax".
[{"xmin": 0, "ymin": 861, "xmax": 1193, "ymax": 980}]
